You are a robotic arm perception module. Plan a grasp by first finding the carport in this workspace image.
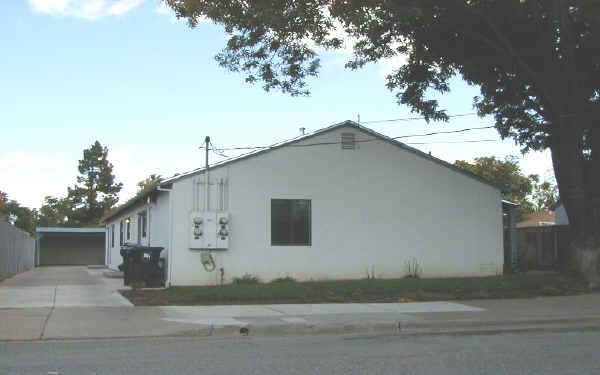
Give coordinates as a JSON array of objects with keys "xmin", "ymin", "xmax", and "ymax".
[{"xmin": 36, "ymin": 227, "xmax": 106, "ymax": 266}]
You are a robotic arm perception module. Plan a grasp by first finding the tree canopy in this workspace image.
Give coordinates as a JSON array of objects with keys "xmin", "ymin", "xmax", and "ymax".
[
  {"xmin": 167, "ymin": 0, "xmax": 600, "ymax": 239},
  {"xmin": 137, "ymin": 174, "xmax": 162, "ymax": 193},
  {"xmin": 454, "ymin": 156, "xmax": 559, "ymax": 219},
  {"xmin": 0, "ymin": 190, "xmax": 7, "ymax": 218},
  {"xmin": 1, "ymin": 192, "xmax": 38, "ymax": 234},
  {"xmin": 37, "ymin": 196, "xmax": 73, "ymax": 227},
  {"xmin": 66, "ymin": 141, "xmax": 122, "ymax": 226}
]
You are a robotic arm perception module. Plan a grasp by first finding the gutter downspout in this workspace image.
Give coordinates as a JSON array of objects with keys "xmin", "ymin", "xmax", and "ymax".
[
  {"xmin": 35, "ymin": 234, "xmax": 43, "ymax": 267},
  {"xmin": 205, "ymin": 136, "xmax": 210, "ymax": 212},
  {"xmin": 157, "ymin": 186, "xmax": 173, "ymax": 286},
  {"xmin": 146, "ymin": 196, "xmax": 151, "ymax": 247}
]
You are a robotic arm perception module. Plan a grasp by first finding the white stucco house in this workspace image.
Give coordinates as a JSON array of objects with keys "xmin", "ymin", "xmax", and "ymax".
[{"xmin": 103, "ymin": 120, "xmax": 504, "ymax": 286}]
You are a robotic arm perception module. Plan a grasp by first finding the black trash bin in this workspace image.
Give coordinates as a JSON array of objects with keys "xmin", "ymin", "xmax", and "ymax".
[{"xmin": 120, "ymin": 243, "xmax": 165, "ymax": 287}]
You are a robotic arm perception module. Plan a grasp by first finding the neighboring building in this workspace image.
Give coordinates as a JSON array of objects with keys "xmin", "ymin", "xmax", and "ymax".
[
  {"xmin": 516, "ymin": 210, "xmax": 556, "ymax": 228},
  {"xmin": 36, "ymin": 227, "xmax": 105, "ymax": 266},
  {"xmin": 103, "ymin": 120, "xmax": 504, "ymax": 286}
]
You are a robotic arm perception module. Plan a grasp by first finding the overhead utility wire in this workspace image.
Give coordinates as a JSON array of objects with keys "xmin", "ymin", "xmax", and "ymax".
[
  {"xmin": 207, "ymin": 125, "xmax": 496, "ymax": 152},
  {"xmin": 209, "ymin": 140, "xmax": 229, "ymax": 158},
  {"xmin": 362, "ymin": 111, "xmax": 588, "ymax": 124},
  {"xmin": 406, "ymin": 139, "xmax": 497, "ymax": 145},
  {"xmin": 361, "ymin": 112, "xmax": 477, "ymax": 124}
]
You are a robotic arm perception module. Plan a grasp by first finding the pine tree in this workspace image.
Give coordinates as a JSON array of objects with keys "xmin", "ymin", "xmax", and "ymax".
[{"xmin": 67, "ymin": 141, "xmax": 122, "ymax": 226}]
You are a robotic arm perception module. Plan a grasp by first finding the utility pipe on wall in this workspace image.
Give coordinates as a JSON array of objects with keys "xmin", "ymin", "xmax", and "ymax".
[
  {"xmin": 157, "ymin": 185, "xmax": 173, "ymax": 286},
  {"xmin": 205, "ymin": 136, "xmax": 210, "ymax": 212}
]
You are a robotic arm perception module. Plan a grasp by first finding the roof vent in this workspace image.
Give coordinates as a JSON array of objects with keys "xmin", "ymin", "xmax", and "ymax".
[{"xmin": 341, "ymin": 133, "xmax": 356, "ymax": 150}]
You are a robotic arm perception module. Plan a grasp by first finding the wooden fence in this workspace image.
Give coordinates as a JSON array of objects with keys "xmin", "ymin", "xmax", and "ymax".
[
  {"xmin": 0, "ymin": 221, "xmax": 35, "ymax": 280},
  {"xmin": 515, "ymin": 225, "xmax": 572, "ymax": 271}
]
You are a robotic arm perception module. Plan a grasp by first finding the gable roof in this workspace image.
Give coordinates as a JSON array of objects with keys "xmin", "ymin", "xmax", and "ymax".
[{"xmin": 103, "ymin": 120, "xmax": 501, "ymax": 222}]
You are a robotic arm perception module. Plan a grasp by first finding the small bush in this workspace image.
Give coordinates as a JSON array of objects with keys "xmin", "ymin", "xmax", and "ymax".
[
  {"xmin": 271, "ymin": 276, "xmax": 297, "ymax": 283},
  {"xmin": 232, "ymin": 274, "xmax": 260, "ymax": 285}
]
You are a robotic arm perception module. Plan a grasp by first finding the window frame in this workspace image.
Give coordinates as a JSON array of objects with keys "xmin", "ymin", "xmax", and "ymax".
[
  {"xmin": 270, "ymin": 199, "xmax": 312, "ymax": 246},
  {"xmin": 119, "ymin": 220, "xmax": 124, "ymax": 246},
  {"xmin": 126, "ymin": 217, "xmax": 131, "ymax": 241},
  {"xmin": 111, "ymin": 223, "xmax": 115, "ymax": 248},
  {"xmin": 140, "ymin": 211, "xmax": 147, "ymax": 238}
]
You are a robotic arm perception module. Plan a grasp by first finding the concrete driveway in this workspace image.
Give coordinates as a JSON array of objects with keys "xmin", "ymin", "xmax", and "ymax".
[{"xmin": 0, "ymin": 266, "xmax": 132, "ymax": 308}]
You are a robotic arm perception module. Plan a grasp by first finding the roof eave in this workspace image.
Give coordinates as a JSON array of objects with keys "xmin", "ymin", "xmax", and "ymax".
[{"xmin": 101, "ymin": 182, "xmax": 160, "ymax": 223}]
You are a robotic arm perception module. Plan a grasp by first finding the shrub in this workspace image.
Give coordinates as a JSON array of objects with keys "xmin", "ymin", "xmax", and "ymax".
[
  {"xmin": 271, "ymin": 276, "xmax": 296, "ymax": 283},
  {"xmin": 232, "ymin": 274, "xmax": 260, "ymax": 285}
]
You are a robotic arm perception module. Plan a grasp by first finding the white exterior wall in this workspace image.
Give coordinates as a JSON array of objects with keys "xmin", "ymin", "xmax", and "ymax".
[
  {"xmin": 105, "ymin": 218, "xmax": 121, "ymax": 269},
  {"xmin": 104, "ymin": 193, "xmax": 170, "ymax": 270},
  {"xmin": 148, "ymin": 192, "xmax": 170, "ymax": 250},
  {"xmin": 167, "ymin": 125, "xmax": 503, "ymax": 286}
]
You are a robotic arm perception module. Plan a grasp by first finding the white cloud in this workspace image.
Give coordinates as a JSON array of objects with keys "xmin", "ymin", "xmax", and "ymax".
[
  {"xmin": 0, "ymin": 151, "xmax": 76, "ymax": 209},
  {"xmin": 377, "ymin": 53, "xmax": 409, "ymax": 79},
  {"xmin": 0, "ymin": 147, "xmax": 175, "ymax": 210},
  {"xmin": 109, "ymin": 0, "xmax": 144, "ymax": 15},
  {"xmin": 303, "ymin": 13, "xmax": 407, "ymax": 78},
  {"xmin": 27, "ymin": 0, "xmax": 145, "ymax": 20},
  {"xmin": 154, "ymin": 2, "xmax": 209, "ymax": 24},
  {"xmin": 108, "ymin": 146, "xmax": 156, "ymax": 204},
  {"xmin": 519, "ymin": 149, "xmax": 554, "ymax": 180},
  {"xmin": 154, "ymin": 1, "xmax": 169, "ymax": 15}
]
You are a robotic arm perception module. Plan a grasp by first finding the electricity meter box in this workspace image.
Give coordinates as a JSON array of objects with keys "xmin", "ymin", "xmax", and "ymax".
[{"xmin": 189, "ymin": 211, "xmax": 230, "ymax": 250}]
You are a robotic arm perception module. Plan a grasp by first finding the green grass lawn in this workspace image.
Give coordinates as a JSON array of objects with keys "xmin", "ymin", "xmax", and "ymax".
[{"xmin": 120, "ymin": 273, "xmax": 592, "ymax": 306}]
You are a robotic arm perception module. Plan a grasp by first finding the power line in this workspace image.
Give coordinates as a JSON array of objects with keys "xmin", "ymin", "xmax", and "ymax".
[
  {"xmin": 362, "ymin": 112, "xmax": 478, "ymax": 124},
  {"xmin": 209, "ymin": 140, "xmax": 229, "ymax": 158},
  {"xmin": 405, "ymin": 139, "xmax": 498, "ymax": 145},
  {"xmin": 394, "ymin": 125, "xmax": 494, "ymax": 139},
  {"xmin": 207, "ymin": 125, "xmax": 496, "ymax": 152}
]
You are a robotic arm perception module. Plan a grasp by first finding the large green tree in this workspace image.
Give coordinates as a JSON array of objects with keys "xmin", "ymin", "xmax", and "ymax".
[
  {"xmin": 1, "ymin": 194, "xmax": 38, "ymax": 235},
  {"xmin": 530, "ymin": 175, "xmax": 560, "ymax": 211},
  {"xmin": 67, "ymin": 141, "xmax": 122, "ymax": 226},
  {"xmin": 37, "ymin": 196, "xmax": 74, "ymax": 227},
  {"xmin": 0, "ymin": 190, "xmax": 7, "ymax": 218},
  {"xmin": 167, "ymin": 0, "xmax": 600, "ymax": 241}
]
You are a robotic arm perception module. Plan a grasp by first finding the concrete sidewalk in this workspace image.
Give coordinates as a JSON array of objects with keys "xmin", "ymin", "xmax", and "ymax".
[
  {"xmin": 2, "ymin": 294, "xmax": 600, "ymax": 341},
  {"xmin": 2, "ymin": 267, "xmax": 600, "ymax": 341}
]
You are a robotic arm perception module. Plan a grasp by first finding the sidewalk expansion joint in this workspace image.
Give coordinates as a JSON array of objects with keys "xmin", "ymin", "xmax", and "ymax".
[
  {"xmin": 264, "ymin": 306, "xmax": 287, "ymax": 315},
  {"xmin": 39, "ymin": 285, "xmax": 57, "ymax": 340}
]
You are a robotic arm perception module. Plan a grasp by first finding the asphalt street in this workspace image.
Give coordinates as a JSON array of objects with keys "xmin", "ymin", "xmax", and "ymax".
[{"xmin": 2, "ymin": 330, "xmax": 600, "ymax": 375}]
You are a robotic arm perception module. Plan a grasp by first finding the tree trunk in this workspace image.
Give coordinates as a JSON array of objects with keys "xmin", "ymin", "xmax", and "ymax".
[
  {"xmin": 551, "ymin": 113, "xmax": 588, "ymax": 240},
  {"xmin": 588, "ymin": 122, "xmax": 600, "ymax": 236}
]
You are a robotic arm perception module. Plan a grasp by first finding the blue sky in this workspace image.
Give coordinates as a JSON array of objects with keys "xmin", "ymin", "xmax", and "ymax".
[{"xmin": 1, "ymin": 0, "xmax": 553, "ymax": 210}]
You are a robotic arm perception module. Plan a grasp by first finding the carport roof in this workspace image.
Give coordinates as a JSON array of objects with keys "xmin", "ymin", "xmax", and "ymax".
[{"xmin": 36, "ymin": 227, "xmax": 105, "ymax": 233}]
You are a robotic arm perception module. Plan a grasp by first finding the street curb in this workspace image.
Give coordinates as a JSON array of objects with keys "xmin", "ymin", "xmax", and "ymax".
[
  {"xmin": 3, "ymin": 316, "xmax": 600, "ymax": 343},
  {"xmin": 194, "ymin": 315, "xmax": 600, "ymax": 338},
  {"xmin": 87, "ymin": 265, "xmax": 107, "ymax": 270}
]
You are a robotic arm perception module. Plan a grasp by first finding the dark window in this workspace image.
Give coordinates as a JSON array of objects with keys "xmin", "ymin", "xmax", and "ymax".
[
  {"xmin": 271, "ymin": 199, "xmax": 311, "ymax": 246},
  {"xmin": 126, "ymin": 217, "xmax": 131, "ymax": 240},
  {"xmin": 111, "ymin": 224, "xmax": 115, "ymax": 247},
  {"xmin": 141, "ymin": 212, "xmax": 147, "ymax": 238},
  {"xmin": 119, "ymin": 221, "xmax": 124, "ymax": 246}
]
